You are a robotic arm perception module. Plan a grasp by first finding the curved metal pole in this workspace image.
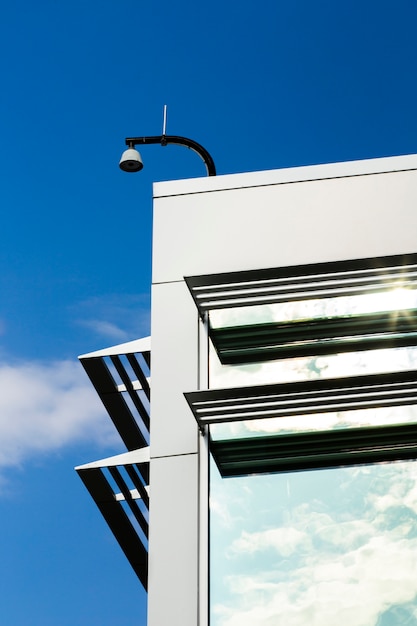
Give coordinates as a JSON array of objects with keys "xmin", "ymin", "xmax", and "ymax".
[{"xmin": 125, "ymin": 135, "xmax": 216, "ymax": 176}]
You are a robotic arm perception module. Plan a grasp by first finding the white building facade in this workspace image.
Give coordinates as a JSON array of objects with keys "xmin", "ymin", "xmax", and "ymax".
[{"xmin": 77, "ymin": 154, "xmax": 417, "ymax": 626}]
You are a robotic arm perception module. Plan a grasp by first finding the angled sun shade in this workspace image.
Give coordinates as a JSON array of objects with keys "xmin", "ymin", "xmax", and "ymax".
[
  {"xmin": 185, "ymin": 253, "xmax": 417, "ymax": 366},
  {"xmin": 210, "ymin": 423, "xmax": 417, "ymax": 477},
  {"xmin": 76, "ymin": 448, "xmax": 150, "ymax": 589},
  {"xmin": 77, "ymin": 337, "xmax": 151, "ymax": 588},
  {"xmin": 184, "ymin": 251, "xmax": 417, "ymax": 478},
  {"xmin": 185, "ymin": 370, "xmax": 417, "ymax": 477},
  {"xmin": 79, "ymin": 337, "xmax": 151, "ymax": 450}
]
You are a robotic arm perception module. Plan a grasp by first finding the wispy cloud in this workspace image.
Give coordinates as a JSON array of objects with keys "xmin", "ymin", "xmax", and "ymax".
[
  {"xmin": 0, "ymin": 359, "xmax": 117, "ymax": 474},
  {"xmin": 73, "ymin": 293, "xmax": 150, "ymax": 342},
  {"xmin": 79, "ymin": 319, "xmax": 129, "ymax": 342}
]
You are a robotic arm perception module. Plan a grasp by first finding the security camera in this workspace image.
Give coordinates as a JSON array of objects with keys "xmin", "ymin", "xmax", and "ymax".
[{"xmin": 119, "ymin": 148, "xmax": 143, "ymax": 172}]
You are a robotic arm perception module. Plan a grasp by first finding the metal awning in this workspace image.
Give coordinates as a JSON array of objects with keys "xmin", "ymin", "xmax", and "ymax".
[
  {"xmin": 185, "ymin": 252, "xmax": 417, "ymax": 314},
  {"xmin": 77, "ymin": 337, "xmax": 151, "ymax": 589},
  {"xmin": 79, "ymin": 337, "xmax": 150, "ymax": 450},
  {"xmin": 185, "ymin": 370, "xmax": 417, "ymax": 477},
  {"xmin": 76, "ymin": 448, "xmax": 149, "ymax": 589},
  {"xmin": 185, "ymin": 253, "xmax": 417, "ymax": 366}
]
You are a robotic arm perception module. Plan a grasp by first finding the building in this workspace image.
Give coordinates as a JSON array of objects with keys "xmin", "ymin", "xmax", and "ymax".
[{"xmin": 76, "ymin": 154, "xmax": 417, "ymax": 625}]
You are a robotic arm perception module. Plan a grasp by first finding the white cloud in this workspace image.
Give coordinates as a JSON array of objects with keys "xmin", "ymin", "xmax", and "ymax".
[
  {"xmin": 74, "ymin": 293, "xmax": 150, "ymax": 342},
  {"xmin": 79, "ymin": 319, "xmax": 129, "ymax": 342},
  {"xmin": 0, "ymin": 359, "xmax": 117, "ymax": 472}
]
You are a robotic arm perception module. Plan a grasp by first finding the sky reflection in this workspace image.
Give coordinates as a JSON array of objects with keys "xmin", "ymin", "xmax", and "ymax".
[{"xmin": 211, "ymin": 461, "xmax": 417, "ymax": 626}]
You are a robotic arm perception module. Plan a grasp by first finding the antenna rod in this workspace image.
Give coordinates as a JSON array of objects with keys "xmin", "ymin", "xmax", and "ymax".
[{"xmin": 162, "ymin": 105, "xmax": 167, "ymax": 136}]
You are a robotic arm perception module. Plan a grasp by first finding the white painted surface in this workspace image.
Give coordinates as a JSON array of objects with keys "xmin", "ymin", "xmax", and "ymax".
[
  {"xmin": 147, "ymin": 453, "xmax": 199, "ymax": 626},
  {"xmin": 79, "ymin": 336, "xmax": 150, "ymax": 359},
  {"xmin": 75, "ymin": 447, "xmax": 150, "ymax": 470},
  {"xmin": 153, "ymin": 152, "xmax": 417, "ymax": 197},
  {"xmin": 150, "ymin": 281, "xmax": 199, "ymax": 458},
  {"xmin": 153, "ymin": 168, "xmax": 417, "ymax": 284}
]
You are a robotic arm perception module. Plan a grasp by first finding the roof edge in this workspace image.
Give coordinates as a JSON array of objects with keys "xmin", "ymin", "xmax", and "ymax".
[
  {"xmin": 78, "ymin": 336, "xmax": 151, "ymax": 360},
  {"xmin": 153, "ymin": 153, "xmax": 417, "ymax": 198}
]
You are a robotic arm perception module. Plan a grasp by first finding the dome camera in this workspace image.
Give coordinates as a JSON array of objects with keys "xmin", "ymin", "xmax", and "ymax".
[{"xmin": 119, "ymin": 148, "xmax": 143, "ymax": 173}]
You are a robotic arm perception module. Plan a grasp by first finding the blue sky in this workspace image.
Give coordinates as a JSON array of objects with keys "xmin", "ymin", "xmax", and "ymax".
[{"xmin": 1, "ymin": 0, "xmax": 417, "ymax": 624}]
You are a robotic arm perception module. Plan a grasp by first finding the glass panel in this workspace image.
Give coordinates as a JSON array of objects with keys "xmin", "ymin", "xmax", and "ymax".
[
  {"xmin": 210, "ymin": 459, "xmax": 417, "ymax": 626},
  {"xmin": 209, "ymin": 288, "xmax": 417, "ymax": 329},
  {"xmin": 210, "ymin": 404, "xmax": 417, "ymax": 441},
  {"xmin": 209, "ymin": 289, "xmax": 417, "ymax": 366},
  {"xmin": 209, "ymin": 344, "xmax": 417, "ymax": 389}
]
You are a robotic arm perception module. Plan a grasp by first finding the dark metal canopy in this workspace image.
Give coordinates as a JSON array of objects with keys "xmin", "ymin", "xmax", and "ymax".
[
  {"xmin": 76, "ymin": 338, "xmax": 151, "ymax": 589},
  {"xmin": 185, "ymin": 369, "xmax": 417, "ymax": 477}
]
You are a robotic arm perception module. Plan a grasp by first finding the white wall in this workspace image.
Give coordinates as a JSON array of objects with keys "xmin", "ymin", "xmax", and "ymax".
[
  {"xmin": 153, "ymin": 167, "xmax": 417, "ymax": 283},
  {"xmin": 147, "ymin": 154, "xmax": 417, "ymax": 626}
]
